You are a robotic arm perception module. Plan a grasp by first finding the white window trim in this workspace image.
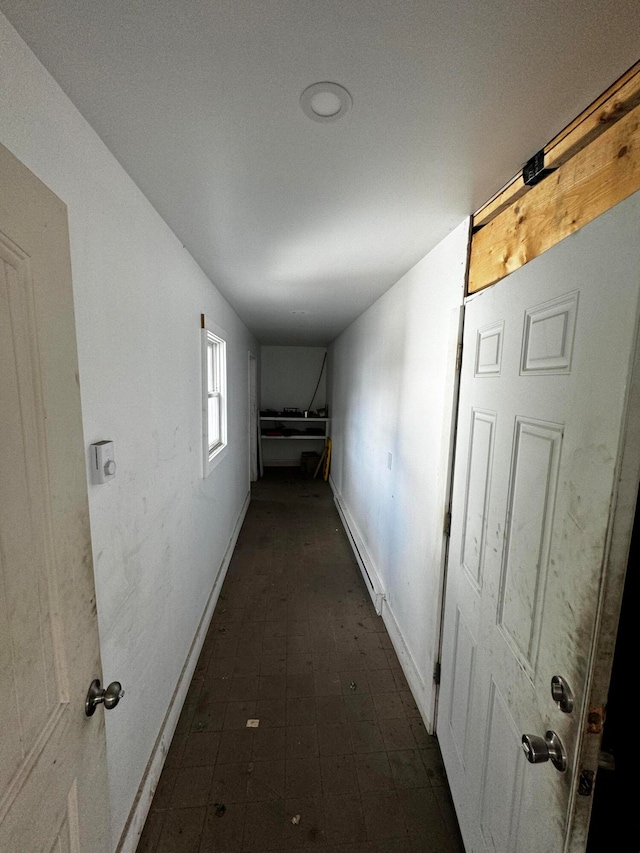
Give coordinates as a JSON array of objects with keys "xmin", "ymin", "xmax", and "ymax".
[{"xmin": 202, "ymin": 315, "xmax": 227, "ymax": 476}]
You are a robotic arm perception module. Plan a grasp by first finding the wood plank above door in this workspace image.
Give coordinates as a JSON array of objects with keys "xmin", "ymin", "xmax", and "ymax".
[{"xmin": 469, "ymin": 61, "xmax": 640, "ymax": 294}]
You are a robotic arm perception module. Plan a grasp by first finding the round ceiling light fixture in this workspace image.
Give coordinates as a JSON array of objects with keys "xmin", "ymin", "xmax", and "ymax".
[{"xmin": 300, "ymin": 82, "xmax": 352, "ymax": 123}]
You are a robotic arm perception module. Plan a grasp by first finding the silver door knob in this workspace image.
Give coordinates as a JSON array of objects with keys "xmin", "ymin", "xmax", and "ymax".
[
  {"xmin": 521, "ymin": 730, "xmax": 567, "ymax": 772},
  {"xmin": 85, "ymin": 678, "xmax": 125, "ymax": 716}
]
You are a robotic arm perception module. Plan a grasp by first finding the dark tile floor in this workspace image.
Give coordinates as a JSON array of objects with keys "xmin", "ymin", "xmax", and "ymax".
[{"xmin": 137, "ymin": 469, "xmax": 465, "ymax": 853}]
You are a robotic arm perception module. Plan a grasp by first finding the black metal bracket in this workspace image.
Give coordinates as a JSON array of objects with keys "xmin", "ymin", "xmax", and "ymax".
[{"xmin": 523, "ymin": 149, "xmax": 556, "ymax": 186}]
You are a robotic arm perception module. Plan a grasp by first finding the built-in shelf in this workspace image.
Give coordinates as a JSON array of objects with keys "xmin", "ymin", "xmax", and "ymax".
[{"xmin": 260, "ymin": 415, "xmax": 329, "ymax": 442}]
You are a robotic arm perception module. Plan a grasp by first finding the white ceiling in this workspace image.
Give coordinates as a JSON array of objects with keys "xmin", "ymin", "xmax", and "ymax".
[{"xmin": 2, "ymin": 1, "xmax": 639, "ymax": 344}]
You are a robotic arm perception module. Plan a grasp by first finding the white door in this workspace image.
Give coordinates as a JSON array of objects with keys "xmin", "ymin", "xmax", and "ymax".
[
  {"xmin": 438, "ymin": 191, "xmax": 640, "ymax": 853},
  {"xmin": 0, "ymin": 144, "xmax": 110, "ymax": 851}
]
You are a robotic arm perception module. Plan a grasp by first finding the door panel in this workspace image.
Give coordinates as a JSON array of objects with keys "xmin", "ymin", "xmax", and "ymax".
[
  {"xmin": 439, "ymin": 191, "xmax": 640, "ymax": 853},
  {"xmin": 0, "ymin": 144, "xmax": 109, "ymax": 851}
]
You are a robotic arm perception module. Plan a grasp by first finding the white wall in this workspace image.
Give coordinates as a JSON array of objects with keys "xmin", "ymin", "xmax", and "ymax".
[
  {"xmin": 0, "ymin": 14, "xmax": 258, "ymax": 850},
  {"xmin": 261, "ymin": 345, "xmax": 327, "ymax": 466},
  {"xmin": 328, "ymin": 221, "xmax": 469, "ymax": 727}
]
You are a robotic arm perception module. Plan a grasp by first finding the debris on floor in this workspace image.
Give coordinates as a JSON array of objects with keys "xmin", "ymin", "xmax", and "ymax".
[
  {"xmin": 246, "ymin": 718, "xmax": 259, "ymax": 727},
  {"xmin": 291, "ymin": 814, "xmax": 301, "ymax": 825}
]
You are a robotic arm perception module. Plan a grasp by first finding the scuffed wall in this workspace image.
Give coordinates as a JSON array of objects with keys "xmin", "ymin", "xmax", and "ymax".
[
  {"xmin": 0, "ymin": 13, "xmax": 258, "ymax": 849},
  {"xmin": 328, "ymin": 221, "xmax": 469, "ymax": 725}
]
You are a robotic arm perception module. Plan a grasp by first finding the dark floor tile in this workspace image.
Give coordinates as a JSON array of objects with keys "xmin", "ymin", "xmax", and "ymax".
[
  {"xmin": 252, "ymin": 725, "xmax": 286, "ymax": 761},
  {"xmin": 323, "ymin": 794, "xmax": 367, "ymax": 845},
  {"xmin": 420, "ymin": 747, "xmax": 447, "ymax": 786},
  {"xmin": 156, "ymin": 806, "xmax": 206, "ymax": 853},
  {"xmin": 287, "ymin": 653, "xmax": 314, "ymax": 675},
  {"xmin": 317, "ymin": 722, "xmax": 352, "ymax": 756},
  {"xmin": 348, "ymin": 721, "xmax": 386, "ymax": 754},
  {"xmin": 137, "ymin": 808, "xmax": 165, "ymax": 852},
  {"xmin": 262, "ymin": 635, "xmax": 288, "ymax": 656},
  {"xmin": 398, "ymin": 690, "xmax": 421, "ymax": 718},
  {"xmin": 170, "ymin": 765, "xmax": 214, "ymax": 809},
  {"xmin": 265, "ymin": 621, "xmax": 287, "ymax": 640},
  {"xmin": 164, "ymin": 734, "xmax": 187, "ymax": 770},
  {"xmin": 287, "ymin": 696, "xmax": 317, "ymax": 726},
  {"xmin": 407, "ymin": 720, "xmax": 433, "ymax": 750},
  {"xmin": 191, "ymin": 700, "xmax": 227, "ymax": 734},
  {"xmin": 287, "ymin": 635, "xmax": 313, "ymax": 655},
  {"xmin": 210, "ymin": 763, "xmax": 249, "ymax": 804},
  {"xmin": 320, "ymin": 754, "xmax": 358, "ymax": 794},
  {"xmin": 258, "ymin": 673, "xmax": 287, "ymax": 699},
  {"xmin": 228, "ymin": 676, "xmax": 259, "ymax": 702},
  {"xmin": 372, "ymin": 693, "xmax": 406, "ymax": 720},
  {"xmin": 181, "ymin": 731, "xmax": 221, "ymax": 767},
  {"xmin": 313, "ymin": 670, "xmax": 342, "ymax": 696},
  {"xmin": 361, "ymin": 791, "xmax": 407, "ymax": 841},
  {"xmin": 260, "ymin": 655, "xmax": 287, "ymax": 676},
  {"xmin": 287, "ymin": 672, "xmax": 316, "ymax": 699},
  {"xmin": 151, "ymin": 767, "xmax": 179, "ymax": 811},
  {"xmin": 286, "ymin": 757, "xmax": 322, "ymax": 797},
  {"xmin": 388, "ymin": 750, "xmax": 430, "ymax": 789},
  {"xmin": 344, "ymin": 693, "xmax": 376, "ymax": 722},
  {"xmin": 366, "ymin": 669, "xmax": 398, "ymax": 694},
  {"xmin": 223, "ymin": 701, "xmax": 258, "ymax": 730},
  {"xmin": 217, "ymin": 729, "xmax": 254, "ymax": 764},
  {"xmin": 339, "ymin": 672, "xmax": 368, "ymax": 695},
  {"xmin": 396, "ymin": 787, "xmax": 444, "ymax": 842},
  {"xmin": 255, "ymin": 698, "xmax": 287, "ymax": 728},
  {"xmin": 242, "ymin": 799, "xmax": 285, "ymax": 851},
  {"xmin": 315, "ymin": 695, "xmax": 347, "ymax": 724},
  {"xmin": 433, "ymin": 787, "xmax": 465, "ymax": 852},
  {"xmin": 362, "ymin": 649, "xmax": 389, "ymax": 670},
  {"xmin": 199, "ymin": 801, "xmax": 245, "ymax": 852},
  {"xmin": 312, "ymin": 653, "xmax": 340, "ymax": 672},
  {"xmin": 174, "ymin": 696, "xmax": 198, "ymax": 737},
  {"xmin": 152, "ymin": 475, "xmax": 463, "ymax": 852},
  {"xmin": 355, "ymin": 752, "xmax": 395, "ymax": 792},
  {"xmin": 246, "ymin": 759, "xmax": 285, "ymax": 801},
  {"xmin": 207, "ymin": 656, "xmax": 237, "ymax": 679},
  {"xmin": 378, "ymin": 719, "xmax": 417, "ymax": 752},
  {"xmin": 284, "ymin": 796, "xmax": 326, "ymax": 847},
  {"xmin": 286, "ymin": 725, "xmax": 319, "ymax": 760}
]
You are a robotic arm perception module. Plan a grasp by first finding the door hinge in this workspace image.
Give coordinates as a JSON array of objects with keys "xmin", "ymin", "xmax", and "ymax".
[
  {"xmin": 455, "ymin": 342, "xmax": 463, "ymax": 373},
  {"xmin": 443, "ymin": 511, "xmax": 452, "ymax": 537},
  {"xmin": 433, "ymin": 662, "xmax": 441, "ymax": 685}
]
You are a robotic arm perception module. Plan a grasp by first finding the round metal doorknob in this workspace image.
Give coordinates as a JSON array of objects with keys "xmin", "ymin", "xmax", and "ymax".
[
  {"xmin": 85, "ymin": 678, "xmax": 125, "ymax": 716},
  {"xmin": 521, "ymin": 730, "xmax": 567, "ymax": 772}
]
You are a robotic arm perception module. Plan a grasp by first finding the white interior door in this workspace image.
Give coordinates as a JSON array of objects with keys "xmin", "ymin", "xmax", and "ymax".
[
  {"xmin": 0, "ymin": 144, "xmax": 110, "ymax": 851},
  {"xmin": 438, "ymin": 191, "xmax": 640, "ymax": 853}
]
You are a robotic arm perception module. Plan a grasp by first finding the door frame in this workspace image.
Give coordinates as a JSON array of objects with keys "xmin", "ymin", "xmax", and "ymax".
[
  {"xmin": 566, "ymin": 317, "xmax": 640, "ymax": 850},
  {"xmin": 248, "ymin": 351, "xmax": 258, "ymax": 483}
]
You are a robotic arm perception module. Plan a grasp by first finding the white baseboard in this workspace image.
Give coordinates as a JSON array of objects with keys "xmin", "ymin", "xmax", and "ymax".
[
  {"xmin": 380, "ymin": 597, "xmax": 434, "ymax": 733},
  {"xmin": 329, "ymin": 477, "xmax": 385, "ymax": 615},
  {"xmin": 329, "ymin": 477, "xmax": 435, "ymax": 734},
  {"xmin": 115, "ymin": 490, "xmax": 251, "ymax": 853}
]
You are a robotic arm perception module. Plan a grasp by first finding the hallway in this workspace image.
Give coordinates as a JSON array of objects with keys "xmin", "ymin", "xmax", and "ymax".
[{"xmin": 137, "ymin": 470, "xmax": 464, "ymax": 852}]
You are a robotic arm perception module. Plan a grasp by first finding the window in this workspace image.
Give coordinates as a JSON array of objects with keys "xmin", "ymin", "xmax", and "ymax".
[{"xmin": 202, "ymin": 315, "xmax": 227, "ymax": 475}]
